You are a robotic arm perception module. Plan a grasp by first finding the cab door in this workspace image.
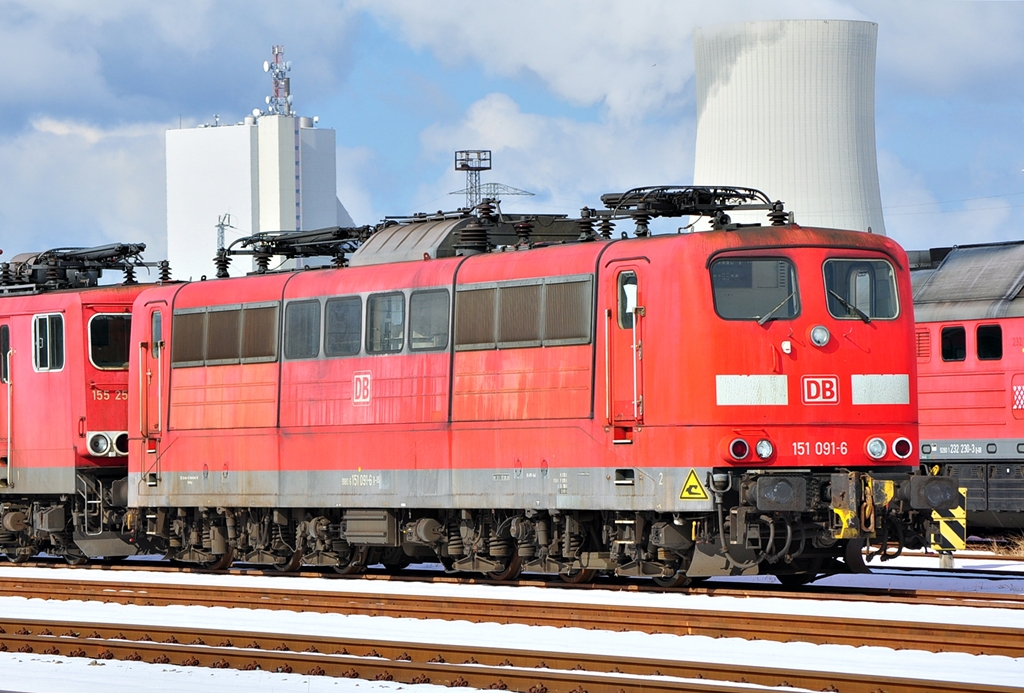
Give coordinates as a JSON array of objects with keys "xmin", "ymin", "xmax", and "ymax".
[
  {"xmin": 606, "ymin": 264, "xmax": 645, "ymax": 435},
  {"xmin": 142, "ymin": 305, "xmax": 166, "ymax": 438}
]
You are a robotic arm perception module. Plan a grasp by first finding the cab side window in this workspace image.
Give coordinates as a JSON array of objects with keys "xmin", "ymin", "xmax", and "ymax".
[
  {"xmin": 151, "ymin": 311, "xmax": 163, "ymax": 358},
  {"xmin": 1, "ymin": 325, "xmax": 9, "ymax": 383},
  {"xmin": 33, "ymin": 314, "xmax": 64, "ymax": 371},
  {"xmin": 618, "ymin": 271, "xmax": 638, "ymax": 329}
]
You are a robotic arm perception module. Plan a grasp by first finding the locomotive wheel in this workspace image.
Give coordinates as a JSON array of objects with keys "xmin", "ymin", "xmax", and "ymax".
[
  {"xmin": 652, "ymin": 570, "xmax": 691, "ymax": 588},
  {"xmin": 332, "ymin": 546, "xmax": 369, "ymax": 576},
  {"xmin": 486, "ymin": 553, "xmax": 523, "ymax": 581},
  {"xmin": 6, "ymin": 552, "xmax": 29, "ymax": 564},
  {"xmin": 381, "ymin": 546, "xmax": 411, "ymax": 571},
  {"xmin": 775, "ymin": 572, "xmax": 818, "ymax": 587},
  {"xmin": 63, "ymin": 550, "xmax": 89, "ymax": 566},
  {"xmin": 559, "ymin": 567, "xmax": 596, "ymax": 584},
  {"xmin": 843, "ymin": 538, "xmax": 870, "ymax": 574},
  {"xmin": 203, "ymin": 548, "xmax": 234, "ymax": 571},
  {"xmin": 274, "ymin": 550, "xmax": 303, "ymax": 573}
]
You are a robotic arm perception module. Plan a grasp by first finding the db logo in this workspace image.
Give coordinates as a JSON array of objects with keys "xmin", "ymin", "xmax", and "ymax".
[
  {"xmin": 802, "ymin": 375, "xmax": 839, "ymax": 404},
  {"xmin": 353, "ymin": 371, "xmax": 372, "ymax": 406}
]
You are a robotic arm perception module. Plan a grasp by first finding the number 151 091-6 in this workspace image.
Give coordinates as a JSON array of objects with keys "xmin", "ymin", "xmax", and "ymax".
[{"xmin": 792, "ymin": 441, "xmax": 848, "ymax": 456}]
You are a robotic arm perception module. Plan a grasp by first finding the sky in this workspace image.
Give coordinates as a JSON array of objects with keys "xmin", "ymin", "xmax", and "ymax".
[{"xmin": 1, "ymin": 0, "xmax": 1023, "ymax": 261}]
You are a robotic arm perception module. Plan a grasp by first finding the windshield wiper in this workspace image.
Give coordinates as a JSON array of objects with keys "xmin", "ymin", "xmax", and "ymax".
[
  {"xmin": 757, "ymin": 291, "xmax": 796, "ymax": 326},
  {"xmin": 828, "ymin": 289, "xmax": 871, "ymax": 323}
]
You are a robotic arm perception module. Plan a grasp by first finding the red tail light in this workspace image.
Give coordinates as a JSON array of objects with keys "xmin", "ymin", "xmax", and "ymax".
[{"xmin": 729, "ymin": 438, "xmax": 750, "ymax": 461}]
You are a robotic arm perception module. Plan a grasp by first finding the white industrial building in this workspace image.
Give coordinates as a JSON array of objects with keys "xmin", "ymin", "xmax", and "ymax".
[
  {"xmin": 692, "ymin": 20, "xmax": 885, "ymax": 234},
  {"xmin": 166, "ymin": 48, "xmax": 354, "ymax": 280}
]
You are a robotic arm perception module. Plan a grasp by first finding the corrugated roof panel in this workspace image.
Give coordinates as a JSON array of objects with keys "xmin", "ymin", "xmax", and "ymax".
[
  {"xmin": 913, "ymin": 242, "xmax": 1024, "ymax": 305},
  {"xmin": 349, "ymin": 218, "xmax": 464, "ymax": 267}
]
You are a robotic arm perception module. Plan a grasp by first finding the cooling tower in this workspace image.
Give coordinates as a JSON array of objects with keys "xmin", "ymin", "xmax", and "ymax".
[{"xmin": 693, "ymin": 20, "xmax": 885, "ymax": 234}]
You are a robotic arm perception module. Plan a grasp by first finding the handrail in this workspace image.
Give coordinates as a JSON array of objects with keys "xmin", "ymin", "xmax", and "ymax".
[
  {"xmin": 138, "ymin": 342, "xmax": 147, "ymax": 437},
  {"xmin": 156, "ymin": 340, "xmax": 163, "ymax": 432},
  {"xmin": 604, "ymin": 309, "xmax": 611, "ymax": 424}
]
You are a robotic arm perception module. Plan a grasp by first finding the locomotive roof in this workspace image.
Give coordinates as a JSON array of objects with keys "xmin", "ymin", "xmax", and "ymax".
[
  {"xmin": 348, "ymin": 214, "xmax": 579, "ymax": 267},
  {"xmin": 911, "ymin": 240, "xmax": 1024, "ymax": 321},
  {"xmin": 0, "ymin": 282, "xmax": 148, "ymax": 315}
]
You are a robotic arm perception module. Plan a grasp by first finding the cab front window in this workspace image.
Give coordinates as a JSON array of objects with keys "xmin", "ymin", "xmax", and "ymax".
[
  {"xmin": 710, "ymin": 258, "xmax": 799, "ymax": 322},
  {"xmin": 89, "ymin": 314, "xmax": 132, "ymax": 369},
  {"xmin": 823, "ymin": 259, "xmax": 898, "ymax": 320}
]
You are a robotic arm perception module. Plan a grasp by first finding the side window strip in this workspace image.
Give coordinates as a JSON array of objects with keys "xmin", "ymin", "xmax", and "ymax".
[
  {"xmin": 454, "ymin": 275, "xmax": 593, "ymax": 351},
  {"xmin": 284, "ymin": 300, "xmax": 321, "ymax": 360},
  {"xmin": 325, "ymin": 297, "xmax": 362, "ymax": 357},
  {"xmin": 367, "ymin": 292, "xmax": 405, "ymax": 354},
  {"xmin": 941, "ymin": 326, "xmax": 966, "ymax": 362},
  {"xmin": 977, "ymin": 324, "xmax": 1002, "ymax": 361},
  {"xmin": 172, "ymin": 303, "xmax": 280, "ymax": 368}
]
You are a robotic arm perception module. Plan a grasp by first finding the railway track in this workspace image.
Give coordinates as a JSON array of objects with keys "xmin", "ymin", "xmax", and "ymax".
[
  {"xmin": 0, "ymin": 617, "xmax": 1015, "ymax": 693},
  {"xmin": 9, "ymin": 557, "xmax": 1024, "ymax": 611},
  {"xmin": 0, "ymin": 574, "xmax": 1020, "ymax": 658}
]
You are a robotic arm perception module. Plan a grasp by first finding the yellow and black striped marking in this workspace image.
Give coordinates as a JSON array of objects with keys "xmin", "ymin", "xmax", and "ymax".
[{"xmin": 930, "ymin": 487, "xmax": 967, "ymax": 552}]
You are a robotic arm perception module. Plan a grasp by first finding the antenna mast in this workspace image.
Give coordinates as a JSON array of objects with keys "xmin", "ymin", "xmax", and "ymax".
[
  {"xmin": 454, "ymin": 150, "xmax": 491, "ymax": 209},
  {"xmin": 263, "ymin": 45, "xmax": 292, "ymax": 115},
  {"xmin": 216, "ymin": 213, "xmax": 236, "ymax": 252}
]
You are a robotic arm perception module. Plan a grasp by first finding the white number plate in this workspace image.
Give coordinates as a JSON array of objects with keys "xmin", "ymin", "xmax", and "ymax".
[{"xmin": 792, "ymin": 441, "xmax": 848, "ymax": 456}]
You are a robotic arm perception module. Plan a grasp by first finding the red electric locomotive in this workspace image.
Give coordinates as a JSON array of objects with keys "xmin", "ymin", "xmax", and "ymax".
[
  {"xmin": 123, "ymin": 187, "xmax": 954, "ymax": 584},
  {"xmin": 0, "ymin": 244, "xmax": 163, "ymax": 563},
  {"xmin": 911, "ymin": 241, "xmax": 1024, "ymax": 528}
]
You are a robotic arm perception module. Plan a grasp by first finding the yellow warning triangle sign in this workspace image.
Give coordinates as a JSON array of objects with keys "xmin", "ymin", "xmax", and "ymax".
[{"xmin": 679, "ymin": 469, "xmax": 709, "ymax": 501}]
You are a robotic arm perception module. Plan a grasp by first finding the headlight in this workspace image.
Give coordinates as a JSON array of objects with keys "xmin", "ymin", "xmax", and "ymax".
[
  {"xmin": 810, "ymin": 325, "xmax": 830, "ymax": 347},
  {"xmin": 755, "ymin": 439, "xmax": 774, "ymax": 460},
  {"xmin": 88, "ymin": 433, "xmax": 110, "ymax": 456},
  {"xmin": 114, "ymin": 433, "xmax": 130, "ymax": 456},
  {"xmin": 866, "ymin": 437, "xmax": 887, "ymax": 460}
]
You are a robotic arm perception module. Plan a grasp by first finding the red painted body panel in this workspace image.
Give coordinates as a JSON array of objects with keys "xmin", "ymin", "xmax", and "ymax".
[
  {"xmin": 128, "ymin": 226, "xmax": 919, "ymax": 494},
  {"xmin": 0, "ymin": 285, "xmax": 146, "ymax": 489},
  {"xmin": 170, "ymin": 363, "xmax": 278, "ymax": 430},
  {"xmin": 917, "ymin": 320, "xmax": 1018, "ymax": 438}
]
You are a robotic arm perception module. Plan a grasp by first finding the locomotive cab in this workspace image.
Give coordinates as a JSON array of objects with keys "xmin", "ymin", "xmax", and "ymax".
[
  {"xmin": 0, "ymin": 244, "xmax": 157, "ymax": 563},
  {"xmin": 581, "ymin": 205, "xmax": 958, "ymax": 583}
]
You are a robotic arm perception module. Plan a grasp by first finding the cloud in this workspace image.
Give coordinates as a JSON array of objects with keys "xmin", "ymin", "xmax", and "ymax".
[
  {"xmin": 414, "ymin": 93, "xmax": 695, "ymax": 227},
  {"xmin": 878, "ymin": 148, "xmax": 1016, "ymax": 250},
  {"xmin": 357, "ymin": 0, "xmax": 864, "ymax": 121},
  {"xmin": 336, "ymin": 145, "xmax": 381, "ymax": 226},
  {"xmin": 870, "ymin": 1, "xmax": 1024, "ymax": 97},
  {"xmin": 359, "ymin": 1, "xmax": 1024, "ymax": 118},
  {"xmin": 0, "ymin": 118, "xmax": 167, "ymax": 259},
  {"xmin": 0, "ymin": 1, "xmax": 360, "ymax": 128}
]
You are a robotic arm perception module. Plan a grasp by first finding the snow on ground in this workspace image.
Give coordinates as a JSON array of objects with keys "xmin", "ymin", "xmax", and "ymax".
[{"xmin": 0, "ymin": 551, "xmax": 1020, "ymax": 692}]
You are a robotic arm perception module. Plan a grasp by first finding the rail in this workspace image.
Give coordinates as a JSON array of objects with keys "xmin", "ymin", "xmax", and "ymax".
[
  {"xmin": 0, "ymin": 573, "xmax": 1019, "ymax": 657},
  {"xmin": 0, "ymin": 617, "xmax": 1013, "ymax": 693}
]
